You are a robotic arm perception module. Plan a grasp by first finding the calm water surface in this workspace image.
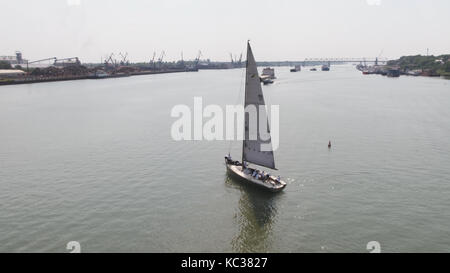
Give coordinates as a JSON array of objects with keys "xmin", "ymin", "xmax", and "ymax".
[{"xmin": 1, "ymin": 65, "xmax": 449, "ymax": 252}]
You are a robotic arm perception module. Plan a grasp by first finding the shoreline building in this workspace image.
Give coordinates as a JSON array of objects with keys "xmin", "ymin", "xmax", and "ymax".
[{"xmin": 0, "ymin": 51, "xmax": 28, "ymax": 65}]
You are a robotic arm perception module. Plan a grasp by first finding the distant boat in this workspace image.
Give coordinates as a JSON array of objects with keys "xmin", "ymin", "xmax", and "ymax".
[
  {"xmin": 290, "ymin": 65, "xmax": 301, "ymax": 72},
  {"xmin": 89, "ymin": 70, "xmax": 108, "ymax": 79},
  {"xmin": 261, "ymin": 67, "xmax": 276, "ymax": 79},
  {"xmin": 260, "ymin": 76, "xmax": 274, "ymax": 85},
  {"xmin": 406, "ymin": 70, "xmax": 421, "ymax": 76},
  {"xmin": 356, "ymin": 64, "xmax": 366, "ymax": 71},
  {"xmin": 87, "ymin": 70, "xmax": 130, "ymax": 79},
  {"xmin": 225, "ymin": 42, "xmax": 287, "ymax": 192},
  {"xmin": 321, "ymin": 64, "xmax": 330, "ymax": 71},
  {"xmin": 386, "ymin": 69, "xmax": 400, "ymax": 77},
  {"xmin": 310, "ymin": 67, "xmax": 317, "ymax": 71}
]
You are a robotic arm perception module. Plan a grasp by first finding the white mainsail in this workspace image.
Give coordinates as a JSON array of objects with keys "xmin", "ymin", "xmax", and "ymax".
[{"xmin": 242, "ymin": 42, "xmax": 276, "ymax": 170}]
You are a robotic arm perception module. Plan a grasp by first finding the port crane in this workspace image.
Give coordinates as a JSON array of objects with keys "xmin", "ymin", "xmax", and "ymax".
[
  {"xmin": 103, "ymin": 53, "xmax": 118, "ymax": 70},
  {"xmin": 194, "ymin": 50, "xmax": 202, "ymax": 68},
  {"xmin": 230, "ymin": 53, "xmax": 243, "ymax": 67},
  {"xmin": 150, "ymin": 52, "xmax": 156, "ymax": 69},
  {"xmin": 119, "ymin": 52, "xmax": 129, "ymax": 65},
  {"xmin": 157, "ymin": 51, "xmax": 165, "ymax": 69}
]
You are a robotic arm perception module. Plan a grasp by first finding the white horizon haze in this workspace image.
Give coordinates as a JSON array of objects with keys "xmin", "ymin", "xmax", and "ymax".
[{"xmin": 1, "ymin": 0, "xmax": 449, "ymax": 63}]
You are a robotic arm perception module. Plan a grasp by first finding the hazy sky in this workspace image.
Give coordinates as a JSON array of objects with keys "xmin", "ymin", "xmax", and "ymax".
[{"xmin": 1, "ymin": 0, "xmax": 449, "ymax": 62}]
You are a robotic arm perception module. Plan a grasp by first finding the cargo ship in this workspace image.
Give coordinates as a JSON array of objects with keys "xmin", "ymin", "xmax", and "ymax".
[
  {"xmin": 290, "ymin": 65, "xmax": 301, "ymax": 72},
  {"xmin": 261, "ymin": 67, "xmax": 276, "ymax": 79}
]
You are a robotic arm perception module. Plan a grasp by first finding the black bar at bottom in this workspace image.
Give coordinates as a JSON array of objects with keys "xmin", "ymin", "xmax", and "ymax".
[{"xmin": 0, "ymin": 253, "xmax": 445, "ymax": 272}]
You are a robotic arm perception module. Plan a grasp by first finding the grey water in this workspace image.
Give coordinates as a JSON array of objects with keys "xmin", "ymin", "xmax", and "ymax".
[{"xmin": 1, "ymin": 65, "xmax": 449, "ymax": 252}]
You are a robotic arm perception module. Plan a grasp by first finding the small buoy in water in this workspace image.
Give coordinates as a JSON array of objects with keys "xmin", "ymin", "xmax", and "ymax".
[{"xmin": 328, "ymin": 141, "xmax": 331, "ymax": 148}]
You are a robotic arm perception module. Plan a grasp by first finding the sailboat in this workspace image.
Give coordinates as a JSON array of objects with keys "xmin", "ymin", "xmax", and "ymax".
[{"xmin": 225, "ymin": 42, "xmax": 287, "ymax": 192}]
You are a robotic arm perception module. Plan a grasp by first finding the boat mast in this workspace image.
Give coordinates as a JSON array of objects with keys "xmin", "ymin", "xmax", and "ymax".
[{"xmin": 242, "ymin": 41, "xmax": 250, "ymax": 167}]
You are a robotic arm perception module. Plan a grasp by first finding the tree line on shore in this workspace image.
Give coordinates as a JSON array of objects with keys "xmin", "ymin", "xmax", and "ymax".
[{"xmin": 387, "ymin": 54, "xmax": 450, "ymax": 76}]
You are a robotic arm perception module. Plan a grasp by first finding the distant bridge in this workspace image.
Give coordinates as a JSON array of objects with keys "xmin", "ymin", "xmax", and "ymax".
[
  {"xmin": 256, "ymin": 57, "xmax": 388, "ymax": 67},
  {"xmin": 302, "ymin": 57, "xmax": 388, "ymax": 65}
]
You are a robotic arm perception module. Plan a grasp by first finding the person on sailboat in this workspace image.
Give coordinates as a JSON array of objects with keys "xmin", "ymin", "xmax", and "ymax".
[
  {"xmin": 261, "ymin": 171, "xmax": 267, "ymax": 181},
  {"xmin": 225, "ymin": 154, "xmax": 231, "ymax": 164}
]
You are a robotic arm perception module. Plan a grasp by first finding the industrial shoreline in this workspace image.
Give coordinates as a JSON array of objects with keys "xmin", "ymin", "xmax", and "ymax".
[
  {"xmin": 0, "ymin": 68, "xmax": 195, "ymax": 86},
  {"xmin": 0, "ymin": 50, "xmax": 246, "ymax": 86},
  {"xmin": 1, "ymin": 51, "xmax": 449, "ymax": 86}
]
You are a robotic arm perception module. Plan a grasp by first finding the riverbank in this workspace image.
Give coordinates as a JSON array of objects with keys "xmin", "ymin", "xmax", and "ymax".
[
  {"xmin": 358, "ymin": 54, "xmax": 450, "ymax": 79},
  {"xmin": 387, "ymin": 54, "xmax": 450, "ymax": 77},
  {"xmin": 0, "ymin": 68, "xmax": 192, "ymax": 86}
]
